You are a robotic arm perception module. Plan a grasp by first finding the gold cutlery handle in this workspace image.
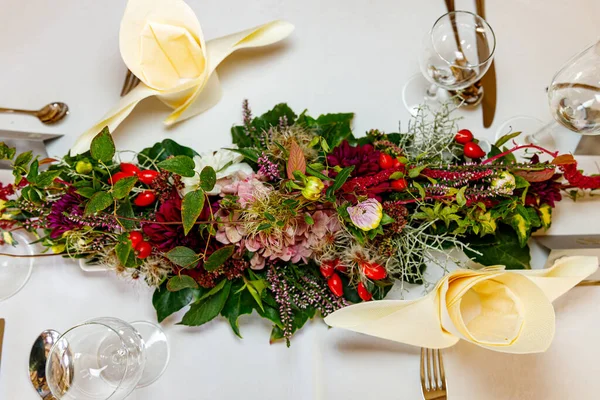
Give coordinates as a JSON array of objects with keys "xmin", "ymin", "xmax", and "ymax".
[{"xmin": 0, "ymin": 107, "xmax": 37, "ymax": 115}]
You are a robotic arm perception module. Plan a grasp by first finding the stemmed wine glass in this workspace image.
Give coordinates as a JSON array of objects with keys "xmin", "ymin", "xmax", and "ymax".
[
  {"xmin": 496, "ymin": 40, "xmax": 600, "ymax": 150},
  {"xmin": 402, "ymin": 11, "xmax": 496, "ymax": 115},
  {"xmin": 46, "ymin": 317, "xmax": 169, "ymax": 399}
]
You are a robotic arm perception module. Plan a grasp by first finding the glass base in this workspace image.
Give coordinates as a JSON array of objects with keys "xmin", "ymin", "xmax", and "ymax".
[
  {"xmin": 402, "ymin": 74, "xmax": 452, "ymax": 116},
  {"xmin": 131, "ymin": 321, "xmax": 170, "ymax": 388},
  {"xmin": 495, "ymin": 116, "xmax": 557, "ymax": 161},
  {"xmin": 0, "ymin": 230, "xmax": 34, "ymax": 302}
]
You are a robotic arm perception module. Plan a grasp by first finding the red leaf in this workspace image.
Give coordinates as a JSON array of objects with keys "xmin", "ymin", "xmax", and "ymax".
[
  {"xmin": 286, "ymin": 139, "xmax": 306, "ymax": 180},
  {"xmin": 552, "ymin": 154, "xmax": 577, "ymax": 166},
  {"xmin": 513, "ymin": 168, "xmax": 556, "ymax": 182}
]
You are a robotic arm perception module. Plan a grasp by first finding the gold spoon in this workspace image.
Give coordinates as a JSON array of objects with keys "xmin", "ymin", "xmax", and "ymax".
[
  {"xmin": 0, "ymin": 102, "xmax": 69, "ymax": 124},
  {"xmin": 577, "ymin": 280, "xmax": 600, "ymax": 287}
]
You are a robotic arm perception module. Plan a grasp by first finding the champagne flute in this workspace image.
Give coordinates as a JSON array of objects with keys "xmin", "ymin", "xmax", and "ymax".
[
  {"xmin": 46, "ymin": 317, "xmax": 169, "ymax": 399},
  {"xmin": 402, "ymin": 11, "xmax": 496, "ymax": 115},
  {"xmin": 497, "ymin": 40, "xmax": 600, "ymax": 150}
]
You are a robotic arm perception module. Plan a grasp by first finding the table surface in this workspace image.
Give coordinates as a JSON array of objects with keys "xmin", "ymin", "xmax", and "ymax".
[{"xmin": 1, "ymin": 0, "xmax": 599, "ymax": 399}]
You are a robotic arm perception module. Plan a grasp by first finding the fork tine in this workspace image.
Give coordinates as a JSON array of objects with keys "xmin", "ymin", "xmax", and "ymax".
[
  {"xmin": 120, "ymin": 70, "xmax": 141, "ymax": 97},
  {"xmin": 432, "ymin": 349, "xmax": 439, "ymax": 390},
  {"xmin": 420, "ymin": 348, "xmax": 426, "ymax": 390},
  {"xmin": 437, "ymin": 348, "xmax": 447, "ymax": 390},
  {"xmin": 426, "ymin": 348, "xmax": 433, "ymax": 391}
]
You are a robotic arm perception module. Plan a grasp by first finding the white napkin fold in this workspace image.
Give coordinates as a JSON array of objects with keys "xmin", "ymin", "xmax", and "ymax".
[
  {"xmin": 71, "ymin": 0, "xmax": 294, "ymax": 155},
  {"xmin": 324, "ymin": 256, "xmax": 598, "ymax": 354}
]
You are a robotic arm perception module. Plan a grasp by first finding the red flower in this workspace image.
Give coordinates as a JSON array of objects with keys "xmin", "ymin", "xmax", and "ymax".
[{"xmin": 327, "ymin": 141, "xmax": 381, "ymax": 178}]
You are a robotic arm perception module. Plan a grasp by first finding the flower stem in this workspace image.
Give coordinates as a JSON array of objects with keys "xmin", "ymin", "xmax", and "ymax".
[{"xmin": 481, "ymin": 144, "xmax": 559, "ymax": 165}]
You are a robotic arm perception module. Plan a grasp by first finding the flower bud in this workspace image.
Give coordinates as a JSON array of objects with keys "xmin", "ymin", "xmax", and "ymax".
[
  {"xmin": 75, "ymin": 159, "xmax": 93, "ymax": 174},
  {"xmin": 301, "ymin": 176, "xmax": 324, "ymax": 201},
  {"xmin": 347, "ymin": 198, "xmax": 383, "ymax": 231},
  {"xmin": 491, "ymin": 171, "xmax": 516, "ymax": 195}
]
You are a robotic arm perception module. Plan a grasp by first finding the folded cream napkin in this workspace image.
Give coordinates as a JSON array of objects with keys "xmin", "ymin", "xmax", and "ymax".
[
  {"xmin": 324, "ymin": 256, "xmax": 598, "ymax": 354},
  {"xmin": 71, "ymin": 0, "xmax": 294, "ymax": 155}
]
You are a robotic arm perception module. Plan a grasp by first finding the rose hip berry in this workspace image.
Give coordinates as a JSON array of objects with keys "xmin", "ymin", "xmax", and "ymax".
[
  {"xmin": 129, "ymin": 231, "xmax": 143, "ymax": 248},
  {"xmin": 328, "ymin": 273, "xmax": 344, "ymax": 297},
  {"xmin": 463, "ymin": 142, "xmax": 486, "ymax": 159},
  {"xmin": 134, "ymin": 191, "xmax": 156, "ymax": 207},
  {"xmin": 120, "ymin": 163, "xmax": 141, "ymax": 175},
  {"xmin": 455, "ymin": 129, "xmax": 474, "ymax": 144},
  {"xmin": 135, "ymin": 241, "xmax": 152, "ymax": 259},
  {"xmin": 138, "ymin": 170, "xmax": 159, "ymax": 185},
  {"xmin": 379, "ymin": 153, "xmax": 394, "ymax": 169},
  {"xmin": 391, "ymin": 178, "xmax": 407, "ymax": 191},
  {"xmin": 357, "ymin": 282, "xmax": 372, "ymax": 301}
]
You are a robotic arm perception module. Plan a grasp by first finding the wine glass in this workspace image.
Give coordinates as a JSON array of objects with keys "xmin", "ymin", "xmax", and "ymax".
[
  {"xmin": 402, "ymin": 11, "xmax": 496, "ymax": 115},
  {"xmin": 46, "ymin": 317, "xmax": 169, "ymax": 399},
  {"xmin": 497, "ymin": 40, "xmax": 600, "ymax": 150},
  {"xmin": 0, "ymin": 230, "xmax": 34, "ymax": 302}
]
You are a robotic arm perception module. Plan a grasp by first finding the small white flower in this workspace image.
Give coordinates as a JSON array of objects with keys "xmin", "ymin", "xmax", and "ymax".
[{"xmin": 181, "ymin": 148, "xmax": 253, "ymax": 196}]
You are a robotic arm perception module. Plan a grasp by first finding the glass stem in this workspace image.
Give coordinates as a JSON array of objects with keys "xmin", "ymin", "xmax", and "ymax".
[
  {"xmin": 525, "ymin": 120, "xmax": 559, "ymax": 144},
  {"xmin": 426, "ymin": 84, "xmax": 439, "ymax": 99}
]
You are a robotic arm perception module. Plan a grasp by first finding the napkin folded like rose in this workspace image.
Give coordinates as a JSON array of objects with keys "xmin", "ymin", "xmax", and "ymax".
[
  {"xmin": 71, "ymin": 0, "xmax": 294, "ymax": 155},
  {"xmin": 324, "ymin": 256, "xmax": 598, "ymax": 354}
]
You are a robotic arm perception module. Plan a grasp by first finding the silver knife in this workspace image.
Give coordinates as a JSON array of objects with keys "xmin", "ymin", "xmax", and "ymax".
[
  {"xmin": 0, "ymin": 129, "xmax": 62, "ymax": 169},
  {"xmin": 0, "ymin": 318, "xmax": 4, "ymax": 372},
  {"xmin": 475, "ymin": 0, "xmax": 497, "ymax": 128}
]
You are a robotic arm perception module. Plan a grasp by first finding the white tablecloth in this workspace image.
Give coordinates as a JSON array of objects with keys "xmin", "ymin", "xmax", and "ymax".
[{"xmin": 1, "ymin": 0, "xmax": 599, "ymax": 399}]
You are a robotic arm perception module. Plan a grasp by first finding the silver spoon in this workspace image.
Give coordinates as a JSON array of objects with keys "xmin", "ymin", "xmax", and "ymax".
[
  {"xmin": 29, "ymin": 329, "xmax": 61, "ymax": 399},
  {"xmin": 0, "ymin": 102, "xmax": 69, "ymax": 124}
]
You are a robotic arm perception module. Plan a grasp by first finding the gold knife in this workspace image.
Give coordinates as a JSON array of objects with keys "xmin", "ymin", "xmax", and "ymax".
[
  {"xmin": 475, "ymin": 0, "xmax": 497, "ymax": 128},
  {"xmin": 0, "ymin": 318, "xmax": 4, "ymax": 371}
]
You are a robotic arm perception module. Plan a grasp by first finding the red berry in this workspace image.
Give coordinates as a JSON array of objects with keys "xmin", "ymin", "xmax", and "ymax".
[
  {"xmin": 391, "ymin": 178, "xmax": 407, "ymax": 191},
  {"xmin": 327, "ymin": 273, "xmax": 344, "ymax": 297},
  {"xmin": 392, "ymin": 158, "xmax": 404, "ymax": 168},
  {"xmin": 335, "ymin": 263, "xmax": 348, "ymax": 273},
  {"xmin": 361, "ymin": 261, "xmax": 387, "ymax": 280},
  {"xmin": 379, "ymin": 153, "xmax": 394, "ymax": 169},
  {"xmin": 357, "ymin": 282, "xmax": 372, "ymax": 301},
  {"xmin": 120, "ymin": 163, "xmax": 141, "ymax": 175},
  {"xmin": 134, "ymin": 190, "xmax": 156, "ymax": 207},
  {"xmin": 129, "ymin": 231, "xmax": 143, "ymax": 248},
  {"xmin": 320, "ymin": 260, "xmax": 337, "ymax": 278},
  {"xmin": 463, "ymin": 141, "xmax": 486, "ymax": 159},
  {"xmin": 135, "ymin": 241, "xmax": 152, "ymax": 259},
  {"xmin": 138, "ymin": 170, "xmax": 159, "ymax": 185},
  {"xmin": 108, "ymin": 171, "xmax": 134, "ymax": 185},
  {"xmin": 455, "ymin": 129, "xmax": 474, "ymax": 144}
]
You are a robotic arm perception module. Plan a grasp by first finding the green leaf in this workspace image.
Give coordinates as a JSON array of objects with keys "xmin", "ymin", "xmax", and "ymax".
[
  {"xmin": 181, "ymin": 189, "xmax": 205, "ymax": 235},
  {"xmin": 226, "ymin": 147, "xmax": 260, "ymax": 163},
  {"xmin": 167, "ymin": 275, "xmax": 199, "ymax": 291},
  {"xmin": 165, "ymin": 246, "xmax": 199, "ymax": 268},
  {"xmin": 196, "ymin": 279, "xmax": 228, "ymax": 302},
  {"xmin": 180, "ymin": 280, "xmax": 232, "ymax": 326},
  {"xmin": 157, "ymin": 155, "xmax": 196, "ymax": 177},
  {"xmin": 14, "ymin": 151, "xmax": 33, "ymax": 167},
  {"xmin": 84, "ymin": 191, "xmax": 113, "ymax": 215},
  {"xmin": 0, "ymin": 143, "xmax": 16, "ymax": 160},
  {"xmin": 538, "ymin": 204, "xmax": 552, "ymax": 229},
  {"xmin": 204, "ymin": 245, "xmax": 235, "ymax": 272},
  {"xmin": 326, "ymin": 166, "xmax": 354, "ymax": 198},
  {"xmin": 264, "ymin": 212, "xmax": 276, "ymax": 222},
  {"xmin": 256, "ymin": 223, "xmax": 271, "ymax": 232},
  {"xmin": 408, "ymin": 165, "xmax": 427, "ymax": 178},
  {"xmin": 137, "ymin": 139, "xmax": 198, "ymax": 164},
  {"xmin": 258, "ymin": 103, "xmax": 297, "ymax": 127},
  {"xmin": 76, "ymin": 187, "xmax": 97, "ymax": 199},
  {"xmin": 200, "ymin": 166, "xmax": 217, "ymax": 192},
  {"xmin": 389, "ymin": 171, "xmax": 405, "ymax": 180},
  {"xmin": 116, "ymin": 198, "xmax": 136, "ymax": 230},
  {"xmin": 495, "ymin": 131, "xmax": 522, "ymax": 148},
  {"xmin": 314, "ymin": 113, "xmax": 354, "ymax": 148},
  {"xmin": 34, "ymin": 170, "xmax": 61, "ymax": 188},
  {"xmin": 90, "ymin": 127, "xmax": 115, "ymax": 163},
  {"xmin": 230, "ymin": 126, "xmax": 253, "ymax": 148},
  {"xmin": 152, "ymin": 283, "xmax": 196, "ymax": 323},
  {"xmin": 304, "ymin": 214, "xmax": 314, "ymax": 225},
  {"xmin": 464, "ymin": 225, "xmax": 531, "ymax": 269},
  {"xmin": 114, "ymin": 241, "xmax": 139, "ymax": 268},
  {"xmin": 27, "ymin": 159, "xmax": 39, "ymax": 181},
  {"xmin": 456, "ymin": 186, "xmax": 467, "ymax": 207},
  {"xmin": 221, "ymin": 280, "xmax": 256, "ymax": 337},
  {"xmin": 413, "ymin": 181, "xmax": 426, "ymax": 199},
  {"xmin": 306, "ymin": 165, "xmax": 329, "ymax": 180},
  {"xmin": 112, "ymin": 176, "xmax": 138, "ymax": 200}
]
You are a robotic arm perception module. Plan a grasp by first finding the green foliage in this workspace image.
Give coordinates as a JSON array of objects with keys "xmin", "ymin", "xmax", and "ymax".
[
  {"xmin": 325, "ymin": 166, "xmax": 354, "ymax": 200},
  {"xmin": 152, "ymin": 282, "xmax": 197, "ymax": 323},
  {"xmin": 203, "ymin": 245, "xmax": 235, "ymax": 272},
  {"xmin": 0, "ymin": 143, "xmax": 16, "ymax": 160},
  {"xmin": 112, "ymin": 176, "xmax": 138, "ymax": 200},
  {"xmin": 464, "ymin": 225, "xmax": 531, "ymax": 269},
  {"xmin": 84, "ymin": 191, "xmax": 113, "ymax": 215},
  {"xmin": 231, "ymin": 103, "xmax": 297, "ymax": 149},
  {"xmin": 221, "ymin": 279, "xmax": 256, "ymax": 337},
  {"xmin": 116, "ymin": 199, "xmax": 136, "ymax": 230},
  {"xmin": 165, "ymin": 246, "xmax": 199, "ymax": 268},
  {"xmin": 114, "ymin": 241, "xmax": 140, "ymax": 268},
  {"xmin": 180, "ymin": 280, "xmax": 232, "ymax": 326},
  {"xmin": 167, "ymin": 275, "xmax": 199, "ymax": 291},
  {"xmin": 90, "ymin": 127, "xmax": 115, "ymax": 163},
  {"xmin": 199, "ymin": 166, "xmax": 217, "ymax": 192},
  {"xmin": 137, "ymin": 139, "xmax": 197, "ymax": 164},
  {"xmin": 157, "ymin": 155, "xmax": 195, "ymax": 177},
  {"xmin": 181, "ymin": 189, "xmax": 205, "ymax": 235}
]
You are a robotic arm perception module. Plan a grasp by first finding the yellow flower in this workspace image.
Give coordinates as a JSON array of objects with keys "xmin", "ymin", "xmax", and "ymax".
[
  {"xmin": 51, "ymin": 244, "xmax": 66, "ymax": 254},
  {"xmin": 301, "ymin": 177, "xmax": 324, "ymax": 201},
  {"xmin": 2, "ymin": 232, "xmax": 14, "ymax": 245}
]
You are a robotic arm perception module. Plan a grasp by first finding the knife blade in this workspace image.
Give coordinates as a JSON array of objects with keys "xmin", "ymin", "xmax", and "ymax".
[
  {"xmin": 475, "ymin": 0, "xmax": 497, "ymax": 128},
  {"xmin": 0, "ymin": 318, "xmax": 5, "ymax": 372},
  {"xmin": 0, "ymin": 129, "xmax": 62, "ymax": 170}
]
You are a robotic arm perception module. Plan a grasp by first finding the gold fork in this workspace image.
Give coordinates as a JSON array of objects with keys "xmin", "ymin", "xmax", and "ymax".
[
  {"xmin": 120, "ymin": 69, "xmax": 141, "ymax": 97},
  {"xmin": 420, "ymin": 348, "xmax": 447, "ymax": 400}
]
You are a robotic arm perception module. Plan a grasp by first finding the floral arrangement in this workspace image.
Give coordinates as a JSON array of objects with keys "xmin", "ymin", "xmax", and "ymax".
[{"xmin": 1, "ymin": 102, "xmax": 598, "ymax": 345}]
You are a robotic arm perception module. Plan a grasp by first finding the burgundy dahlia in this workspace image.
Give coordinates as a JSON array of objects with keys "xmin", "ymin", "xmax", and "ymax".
[
  {"xmin": 527, "ymin": 174, "xmax": 563, "ymax": 208},
  {"xmin": 142, "ymin": 195, "xmax": 207, "ymax": 252},
  {"xmin": 327, "ymin": 140, "xmax": 381, "ymax": 177}
]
